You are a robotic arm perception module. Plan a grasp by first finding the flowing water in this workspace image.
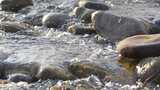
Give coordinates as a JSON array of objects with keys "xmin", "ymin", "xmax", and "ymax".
[{"xmin": 0, "ymin": 0, "xmax": 160, "ymax": 89}]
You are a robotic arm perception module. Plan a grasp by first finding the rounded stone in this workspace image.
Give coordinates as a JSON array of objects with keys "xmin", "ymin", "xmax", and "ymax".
[
  {"xmin": 72, "ymin": 7, "xmax": 95, "ymax": 23},
  {"xmin": 42, "ymin": 13, "xmax": 70, "ymax": 28},
  {"xmin": 136, "ymin": 57, "xmax": 160, "ymax": 84},
  {"xmin": 67, "ymin": 24, "xmax": 96, "ymax": 35},
  {"xmin": 79, "ymin": 1, "xmax": 109, "ymax": 10},
  {"xmin": 36, "ymin": 65, "xmax": 75, "ymax": 80},
  {"xmin": 0, "ymin": 0, "xmax": 33, "ymax": 12},
  {"xmin": 68, "ymin": 61, "xmax": 111, "ymax": 79},
  {"xmin": 0, "ymin": 22, "xmax": 29, "ymax": 33},
  {"xmin": 91, "ymin": 11, "xmax": 149, "ymax": 42},
  {"xmin": 117, "ymin": 34, "xmax": 160, "ymax": 58}
]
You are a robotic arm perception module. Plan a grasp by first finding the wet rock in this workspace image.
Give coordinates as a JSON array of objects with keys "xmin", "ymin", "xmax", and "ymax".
[
  {"xmin": 136, "ymin": 57, "xmax": 160, "ymax": 84},
  {"xmin": 0, "ymin": 22, "xmax": 29, "ymax": 33},
  {"xmin": 4, "ymin": 62, "xmax": 40, "ymax": 80},
  {"xmin": 72, "ymin": 7, "xmax": 95, "ymax": 23},
  {"xmin": 79, "ymin": 1, "xmax": 109, "ymax": 10},
  {"xmin": 8, "ymin": 73, "xmax": 34, "ymax": 83},
  {"xmin": 92, "ymin": 11, "xmax": 149, "ymax": 42},
  {"xmin": 0, "ymin": 0, "xmax": 33, "ymax": 12},
  {"xmin": 42, "ymin": 13, "xmax": 70, "ymax": 28},
  {"xmin": 36, "ymin": 65, "xmax": 75, "ymax": 80},
  {"xmin": 23, "ymin": 14, "xmax": 43, "ymax": 26},
  {"xmin": 117, "ymin": 34, "xmax": 160, "ymax": 58},
  {"xmin": 68, "ymin": 61, "xmax": 111, "ymax": 79},
  {"xmin": 68, "ymin": 23, "xmax": 96, "ymax": 34}
]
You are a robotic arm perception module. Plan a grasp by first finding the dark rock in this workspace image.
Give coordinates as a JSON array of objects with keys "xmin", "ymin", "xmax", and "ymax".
[
  {"xmin": 117, "ymin": 34, "xmax": 160, "ymax": 58},
  {"xmin": 79, "ymin": 1, "xmax": 109, "ymax": 10},
  {"xmin": 23, "ymin": 14, "xmax": 43, "ymax": 26},
  {"xmin": 68, "ymin": 61, "xmax": 111, "ymax": 79},
  {"xmin": 136, "ymin": 57, "xmax": 160, "ymax": 84},
  {"xmin": 92, "ymin": 11, "xmax": 149, "ymax": 42},
  {"xmin": 0, "ymin": 0, "xmax": 33, "ymax": 12},
  {"xmin": 0, "ymin": 22, "xmax": 29, "ymax": 33},
  {"xmin": 8, "ymin": 73, "xmax": 34, "ymax": 83},
  {"xmin": 36, "ymin": 65, "xmax": 75, "ymax": 80},
  {"xmin": 42, "ymin": 13, "xmax": 70, "ymax": 28},
  {"xmin": 72, "ymin": 7, "xmax": 95, "ymax": 23},
  {"xmin": 68, "ymin": 24, "xmax": 96, "ymax": 34},
  {"xmin": 4, "ymin": 62, "xmax": 40, "ymax": 79}
]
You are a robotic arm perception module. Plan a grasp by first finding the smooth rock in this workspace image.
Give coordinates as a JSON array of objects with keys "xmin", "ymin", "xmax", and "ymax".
[
  {"xmin": 72, "ymin": 7, "xmax": 95, "ymax": 23},
  {"xmin": 92, "ymin": 11, "xmax": 149, "ymax": 42},
  {"xmin": 136, "ymin": 57, "xmax": 160, "ymax": 84},
  {"xmin": 79, "ymin": 1, "xmax": 109, "ymax": 10},
  {"xmin": 68, "ymin": 23, "xmax": 96, "ymax": 34},
  {"xmin": 36, "ymin": 65, "xmax": 75, "ymax": 80},
  {"xmin": 0, "ymin": 0, "xmax": 33, "ymax": 12},
  {"xmin": 8, "ymin": 73, "xmax": 34, "ymax": 83},
  {"xmin": 68, "ymin": 61, "xmax": 111, "ymax": 79},
  {"xmin": 42, "ymin": 13, "xmax": 70, "ymax": 28},
  {"xmin": 0, "ymin": 22, "xmax": 29, "ymax": 33},
  {"xmin": 117, "ymin": 34, "xmax": 160, "ymax": 58}
]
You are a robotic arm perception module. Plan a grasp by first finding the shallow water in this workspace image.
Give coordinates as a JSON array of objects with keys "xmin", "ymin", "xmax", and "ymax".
[{"xmin": 0, "ymin": 0, "xmax": 160, "ymax": 89}]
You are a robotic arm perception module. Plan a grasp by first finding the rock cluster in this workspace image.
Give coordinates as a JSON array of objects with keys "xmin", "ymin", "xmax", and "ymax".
[
  {"xmin": 0, "ymin": 61, "xmax": 112, "ymax": 83},
  {"xmin": 1, "ymin": 0, "xmax": 160, "ymax": 87}
]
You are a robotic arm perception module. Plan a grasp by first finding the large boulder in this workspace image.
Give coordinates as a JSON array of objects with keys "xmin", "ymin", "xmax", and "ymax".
[
  {"xmin": 92, "ymin": 11, "xmax": 150, "ymax": 42},
  {"xmin": 0, "ymin": 0, "xmax": 33, "ymax": 12},
  {"xmin": 117, "ymin": 34, "xmax": 160, "ymax": 59},
  {"xmin": 42, "ymin": 13, "xmax": 70, "ymax": 28}
]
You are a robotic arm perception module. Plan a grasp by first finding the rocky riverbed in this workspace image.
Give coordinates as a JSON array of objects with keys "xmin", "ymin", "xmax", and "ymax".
[{"xmin": 0, "ymin": 0, "xmax": 160, "ymax": 90}]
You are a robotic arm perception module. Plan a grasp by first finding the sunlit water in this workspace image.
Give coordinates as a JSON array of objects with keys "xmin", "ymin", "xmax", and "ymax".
[{"xmin": 0, "ymin": 0, "xmax": 160, "ymax": 89}]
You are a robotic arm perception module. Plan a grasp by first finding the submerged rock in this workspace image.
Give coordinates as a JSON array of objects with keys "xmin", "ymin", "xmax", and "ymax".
[
  {"xmin": 4, "ymin": 62, "xmax": 40, "ymax": 82},
  {"xmin": 8, "ymin": 73, "xmax": 34, "ymax": 83},
  {"xmin": 79, "ymin": 1, "xmax": 109, "ymax": 11},
  {"xmin": 68, "ymin": 61, "xmax": 111, "ymax": 79},
  {"xmin": 136, "ymin": 57, "xmax": 160, "ymax": 84},
  {"xmin": 92, "ymin": 11, "xmax": 149, "ymax": 42},
  {"xmin": 0, "ymin": 22, "xmax": 30, "ymax": 33},
  {"xmin": 42, "ymin": 13, "xmax": 70, "ymax": 28},
  {"xmin": 117, "ymin": 34, "xmax": 160, "ymax": 59},
  {"xmin": 68, "ymin": 23, "xmax": 96, "ymax": 34},
  {"xmin": 0, "ymin": 0, "xmax": 33, "ymax": 12},
  {"xmin": 36, "ymin": 65, "xmax": 75, "ymax": 80}
]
